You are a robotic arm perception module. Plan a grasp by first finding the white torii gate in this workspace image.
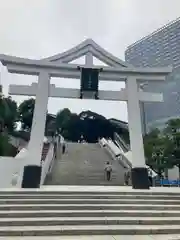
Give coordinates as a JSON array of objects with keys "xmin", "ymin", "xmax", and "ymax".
[{"xmin": 0, "ymin": 39, "xmax": 172, "ymax": 189}]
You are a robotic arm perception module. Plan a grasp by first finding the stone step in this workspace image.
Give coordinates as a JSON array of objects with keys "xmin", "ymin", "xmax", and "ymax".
[
  {"xmin": 56, "ymin": 172, "xmax": 110, "ymax": 174},
  {"xmin": 0, "ymin": 236, "xmax": 179, "ymax": 240},
  {"xmin": 1, "ymin": 204, "xmax": 180, "ymax": 211},
  {"xmin": 58, "ymin": 175, "xmax": 116, "ymax": 177},
  {"xmin": 1, "ymin": 191, "xmax": 180, "ymax": 196},
  {"xmin": 1, "ymin": 193, "xmax": 180, "ymax": 200},
  {"xmin": 47, "ymin": 182, "xmax": 124, "ymax": 186},
  {"xmin": 1, "ymin": 209, "xmax": 180, "ymax": 218},
  {"xmin": 0, "ymin": 187, "xmax": 180, "ymax": 237},
  {"xmin": 1, "ymin": 198, "xmax": 179, "ymax": 205},
  {"xmin": 0, "ymin": 224, "xmax": 180, "ymax": 236},
  {"xmin": 1, "ymin": 216, "xmax": 180, "ymax": 226}
]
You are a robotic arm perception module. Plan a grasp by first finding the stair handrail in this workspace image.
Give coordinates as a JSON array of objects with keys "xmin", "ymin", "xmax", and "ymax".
[
  {"xmin": 40, "ymin": 134, "xmax": 62, "ymax": 185},
  {"xmin": 99, "ymin": 138, "xmax": 130, "ymax": 169},
  {"xmin": 40, "ymin": 137, "xmax": 58, "ymax": 185},
  {"xmin": 99, "ymin": 137, "xmax": 158, "ymax": 178},
  {"xmin": 107, "ymin": 139, "xmax": 131, "ymax": 169},
  {"xmin": 114, "ymin": 132, "xmax": 129, "ymax": 152}
]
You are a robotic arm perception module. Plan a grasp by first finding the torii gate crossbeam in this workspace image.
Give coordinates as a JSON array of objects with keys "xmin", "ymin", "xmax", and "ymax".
[{"xmin": 0, "ymin": 54, "xmax": 170, "ymax": 81}]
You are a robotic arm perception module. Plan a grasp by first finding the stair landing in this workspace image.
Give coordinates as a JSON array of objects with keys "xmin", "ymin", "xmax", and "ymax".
[{"xmin": 0, "ymin": 234, "xmax": 179, "ymax": 239}]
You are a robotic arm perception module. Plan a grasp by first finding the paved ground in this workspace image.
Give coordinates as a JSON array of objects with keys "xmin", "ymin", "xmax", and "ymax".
[
  {"xmin": 46, "ymin": 143, "xmax": 125, "ymax": 186},
  {"xmin": 41, "ymin": 185, "xmax": 180, "ymax": 193},
  {"xmin": 2, "ymin": 185, "xmax": 180, "ymax": 193},
  {"xmin": 0, "ymin": 235, "xmax": 179, "ymax": 239}
]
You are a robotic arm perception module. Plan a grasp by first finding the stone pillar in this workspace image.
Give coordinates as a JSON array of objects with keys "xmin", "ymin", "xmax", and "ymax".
[
  {"xmin": 85, "ymin": 52, "xmax": 93, "ymax": 67},
  {"xmin": 22, "ymin": 71, "xmax": 50, "ymax": 188},
  {"xmin": 126, "ymin": 76, "xmax": 149, "ymax": 189}
]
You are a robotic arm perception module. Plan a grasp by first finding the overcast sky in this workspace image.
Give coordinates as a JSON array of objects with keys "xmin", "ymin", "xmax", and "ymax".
[{"xmin": 0, "ymin": 0, "xmax": 180, "ymax": 121}]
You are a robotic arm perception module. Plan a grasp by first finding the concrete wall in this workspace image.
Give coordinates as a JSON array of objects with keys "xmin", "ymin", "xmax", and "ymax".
[
  {"xmin": 0, "ymin": 134, "xmax": 63, "ymax": 188},
  {"xmin": 0, "ymin": 156, "xmax": 24, "ymax": 188},
  {"xmin": 9, "ymin": 136, "xmax": 27, "ymax": 150},
  {"xmin": 168, "ymin": 166, "xmax": 179, "ymax": 180}
]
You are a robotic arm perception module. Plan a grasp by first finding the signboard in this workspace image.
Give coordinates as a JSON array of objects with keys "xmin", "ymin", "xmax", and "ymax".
[
  {"xmin": 155, "ymin": 179, "xmax": 180, "ymax": 186},
  {"xmin": 80, "ymin": 68, "xmax": 99, "ymax": 92}
]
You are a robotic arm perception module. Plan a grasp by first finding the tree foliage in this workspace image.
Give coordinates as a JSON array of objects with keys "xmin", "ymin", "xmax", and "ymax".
[
  {"xmin": 144, "ymin": 129, "xmax": 173, "ymax": 176},
  {"xmin": 55, "ymin": 110, "xmax": 114, "ymax": 143},
  {"xmin": 16, "ymin": 98, "xmax": 128, "ymax": 143},
  {"xmin": 18, "ymin": 98, "xmax": 35, "ymax": 131},
  {"xmin": 0, "ymin": 94, "xmax": 18, "ymax": 156},
  {"xmin": 163, "ymin": 119, "xmax": 180, "ymax": 170},
  {"xmin": 144, "ymin": 119, "xmax": 180, "ymax": 176},
  {"xmin": 56, "ymin": 108, "xmax": 72, "ymax": 133},
  {"xmin": 0, "ymin": 133, "xmax": 17, "ymax": 156},
  {"xmin": 0, "ymin": 96, "xmax": 17, "ymax": 132},
  {"xmin": 45, "ymin": 114, "xmax": 57, "ymax": 137},
  {"xmin": 18, "ymin": 98, "xmax": 54, "ymax": 135}
]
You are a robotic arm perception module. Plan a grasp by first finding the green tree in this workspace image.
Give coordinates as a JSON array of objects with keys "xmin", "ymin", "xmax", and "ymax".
[
  {"xmin": 64, "ymin": 113, "xmax": 81, "ymax": 141},
  {"xmin": 164, "ymin": 118, "xmax": 180, "ymax": 173},
  {"xmin": 0, "ymin": 133, "xmax": 10, "ymax": 155},
  {"xmin": 0, "ymin": 94, "xmax": 18, "ymax": 156},
  {"xmin": 79, "ymin": 110, "xmax": 113, "ymax": 142},
  {"xmin": 18, "ymin": 98, "xmax": 35, "ymax": 131},
  {"xmin": 18, "ymin": 99, "xmax": 57, "ymax": 136},
  {"xmin": 45, "ymin": 114, "xmax": 56, "ymax": 137},
  {"xmin": 144, "ymin": 129, "xmax": 173, "ymax": 177},
  {"xmin": 0, "ymin": 96, "xmax": 17, "ymax": 132},
  {"xmin": 164, "ymin": 119, "xmax": 180, "ymax": 135},
  {"xmin": 56, "ymin": 108, "xmax": 72, "ymax": 134},
  {"xmin": 55, "ymin": 109, "xmax": 115, "ymax": 142}
]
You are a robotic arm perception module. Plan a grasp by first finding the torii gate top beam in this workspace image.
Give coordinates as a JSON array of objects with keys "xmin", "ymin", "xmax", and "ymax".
[
  {"xmin": 42, "ymin": 38, "xmax": 132, "ymax": 68},
  {"xmin": 0, "ymin": 54, "xmax": 172, "ymax": 81}
]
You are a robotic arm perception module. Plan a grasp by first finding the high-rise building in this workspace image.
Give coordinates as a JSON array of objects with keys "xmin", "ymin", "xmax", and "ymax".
[{"xmin": 125, "ymin": 18, "xmax": 180, "ymax": 132}]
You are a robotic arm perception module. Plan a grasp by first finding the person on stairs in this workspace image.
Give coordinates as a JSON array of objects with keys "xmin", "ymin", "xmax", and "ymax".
[
  {"xmin": 124, "ymin": 170, "xmax": 131, "ymax": 186},
  {"xmin": 105, "ymin": 162, "xmax": 112, "ymax": 181},
  {"xmin": 148, "ymin": 168, "xmax": 153, "ymax": 186}
]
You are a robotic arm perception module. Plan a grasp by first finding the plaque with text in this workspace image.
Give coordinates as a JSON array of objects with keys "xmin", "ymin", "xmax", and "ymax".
[{"xmin": 80, "ymin": 68, "xmax": 99, "ymax": 92}]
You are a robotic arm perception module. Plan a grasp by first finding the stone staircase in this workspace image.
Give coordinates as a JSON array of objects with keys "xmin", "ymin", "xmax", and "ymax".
[
  {"xmin": 46, "ymin": 142, "xmax": 125, "ymax": 185},
  {"xmin": 0, "ymin": 188, "xmax": 180, "ymax": 236}
]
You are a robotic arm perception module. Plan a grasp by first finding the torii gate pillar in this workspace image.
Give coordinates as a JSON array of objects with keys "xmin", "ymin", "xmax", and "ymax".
[
  {"xmin": 126, "ymin": 77, "xmax": 149, "ymax": 188},
  {"xmin": 21, "ymin": 72, "xmax": 50, "ymax": 188}
]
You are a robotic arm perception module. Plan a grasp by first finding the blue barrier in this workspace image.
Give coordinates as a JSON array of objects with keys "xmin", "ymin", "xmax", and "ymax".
[{"xmin": 156, "ymin": 179, "xmax": 180, "ymax": 185}]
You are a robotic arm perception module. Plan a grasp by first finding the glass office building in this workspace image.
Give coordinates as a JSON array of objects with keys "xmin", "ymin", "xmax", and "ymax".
[{"xmin": 125, "ymin": 18, "xmax": 180, "ymax": 132}]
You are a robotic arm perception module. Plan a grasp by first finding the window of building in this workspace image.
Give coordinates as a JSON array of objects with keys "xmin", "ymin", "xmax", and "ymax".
[
  {"xmin": 171, "ymin": 44, "xmax": 177, "ymax": 50},
  {"xmin": 163, "ymin": 41, "xmax": 169, "ymax": 46},
  {"xmin": 173, "ymin": 60, "xmax": 180, "ymax": 68},
  {"xmin": 164, "ymin": 51, "xmax": 170, "ymax": 56}
]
